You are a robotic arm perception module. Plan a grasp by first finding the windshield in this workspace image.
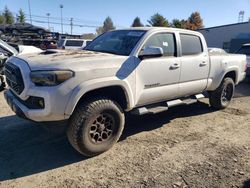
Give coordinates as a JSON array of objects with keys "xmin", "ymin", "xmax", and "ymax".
[
  {"xmin": 236, "ymin": 46, "xmax": 250, "ymax": 56},
  {"xmin": 0, "ymin": 39, "xmax": 18, "ymax": 55},
  {"xmin": 85, "ymin": 30, "xmax": 146, "ymax": 56}
]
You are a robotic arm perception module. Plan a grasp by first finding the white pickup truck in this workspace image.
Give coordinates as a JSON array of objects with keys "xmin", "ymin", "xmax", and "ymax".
[{"xmin": 4, "ymin": 27, "xmax": 247, "ymax": 156}]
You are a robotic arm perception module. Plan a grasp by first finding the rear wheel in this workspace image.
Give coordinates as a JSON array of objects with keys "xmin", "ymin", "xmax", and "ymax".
[
  {"xmin": 67, "ymin": 98, "xmax": 125, "ymax": 157},
  {"xmin": 209, "ymin": 77, "xmax": 235, "ymax": 109}
]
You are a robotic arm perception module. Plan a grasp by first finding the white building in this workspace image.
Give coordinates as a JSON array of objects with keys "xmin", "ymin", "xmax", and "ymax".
[{"xmin": 198, "ymin": 21, "xmax": 250, "ymax": 52}]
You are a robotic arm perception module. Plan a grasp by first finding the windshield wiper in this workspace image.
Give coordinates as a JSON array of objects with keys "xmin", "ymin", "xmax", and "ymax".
[{"xmin": 85, "ymin": 49, "xmax": 119, "ymax": 55}]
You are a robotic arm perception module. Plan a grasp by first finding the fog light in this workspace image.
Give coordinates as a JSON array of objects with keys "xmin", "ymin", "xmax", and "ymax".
[{"xmin": 38, "ymin": 99, "xmax": 44, "ymax": 108}]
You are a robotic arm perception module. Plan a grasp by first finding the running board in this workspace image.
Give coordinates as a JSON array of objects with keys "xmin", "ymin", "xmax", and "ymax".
[{"xmin": 131, "ymin": 94, "xmax": 205, "ymax": 115}]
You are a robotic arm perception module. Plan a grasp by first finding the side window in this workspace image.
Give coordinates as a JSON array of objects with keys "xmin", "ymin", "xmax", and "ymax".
[
  {"xmin": 180, "ymin": 34, "xmax": 203, "ymax": 55},
  {"xmin": 65, "ymin": 40, "xmax": 84, "ymax": 47},
  {"xmin": 143, "ymin": 33, "xmax": 176, "ymax": 57}
]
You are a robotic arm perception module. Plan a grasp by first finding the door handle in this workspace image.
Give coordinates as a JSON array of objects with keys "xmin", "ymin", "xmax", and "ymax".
[
  {"xmin": 200, "ymin": 61, "xmax": 207, "ymax": 67},
  {"xmin": 170, "ymin": 63, "xmax": 180, "ymax": 70}
]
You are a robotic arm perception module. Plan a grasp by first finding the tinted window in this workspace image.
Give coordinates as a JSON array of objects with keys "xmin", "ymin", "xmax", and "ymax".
[
  {"xmin": 180, "ymin": 34, "xmax": 203, "ymax": 55},
  {"xmin": 143, "ymin": 33, "xmax": 176, "ymax": 56},
  {"xmin": 65, "ymin": 40, "xmax": 84, "ymax": 47},
  {"xmin": 236, "ymin": 46, "xmax": 250, "ymax": 55}
]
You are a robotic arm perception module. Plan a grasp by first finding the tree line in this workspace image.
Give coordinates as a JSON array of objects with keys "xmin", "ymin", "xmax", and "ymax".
[
  {"xmin": 0, "ymin": 6, "xmax": 203, "ymax": 35},
  {"xmin": 0, "ymin": 6, "xmax": 25, "ymax": 24},
  {"xmin": 97, "ymin": 12, "xmax": 203, "ymax": 35}
]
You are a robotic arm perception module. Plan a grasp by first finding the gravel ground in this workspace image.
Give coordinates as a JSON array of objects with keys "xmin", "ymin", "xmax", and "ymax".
[{"xmin": 0, "ymin": 82, "xmax": 250, "ymax": 188}]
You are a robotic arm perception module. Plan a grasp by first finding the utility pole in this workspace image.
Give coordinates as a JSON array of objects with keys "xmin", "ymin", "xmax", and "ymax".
[
  {"xmin": 46, "ymin": 13, "xmax": 50, "ymax": 30},
  {"xmin": 238, "ymin": 11, "xmax": 245, "ymax": 23},
  {"xmin": 28, "ymin": 0, "xmax": 32, "ymax": 24},
  {"xmin": 60, "ymin": 4, "xmax": 64, "ymax": 34},
  {"xmin": 70, "ymin": 18, "xmax": 73, "ymax": 35}
]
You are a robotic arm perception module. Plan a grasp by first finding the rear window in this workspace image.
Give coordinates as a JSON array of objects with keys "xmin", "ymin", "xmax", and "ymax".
[
  {"xmin": 236, "ymin": 46, "xmax": 250, "ymax": 55},
  {"xmin": 65, "ymin": 40, "xmax": 84, "ymax": 47},
  {"xmin": 180, "ymin": 34, "xmax": 203, "ymax": 55}
]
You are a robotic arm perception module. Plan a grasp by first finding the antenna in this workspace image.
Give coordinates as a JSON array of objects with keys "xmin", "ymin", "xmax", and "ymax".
[
  {"xmin": 238, "ymin": 11, "xmax": 245, "ymax": 23},
  {"xmin": 70, "ymin": 18, "xmax": 73, "ymax": 35}
]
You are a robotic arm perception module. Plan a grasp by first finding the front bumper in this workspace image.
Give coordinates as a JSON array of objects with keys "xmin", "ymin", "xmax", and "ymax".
[
  {"xmin": 4, "ymin": 89, "xmax": 69, "ymax": 122},
  {"xmin": 4, "ymin": 90, "xmax": 27, "ymax": 119},
  {"xmin": 3, "ymin": 57, "xmax": 73, "ymax": 122},
  {"xmin": 4, "ymin": 90, "xmax": 29, "ymax": 120}
]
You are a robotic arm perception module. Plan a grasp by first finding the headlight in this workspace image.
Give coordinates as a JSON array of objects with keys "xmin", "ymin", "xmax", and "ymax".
[{"xmin": 30, "ymin": 70, "xmax": 74, "ymax": 86}]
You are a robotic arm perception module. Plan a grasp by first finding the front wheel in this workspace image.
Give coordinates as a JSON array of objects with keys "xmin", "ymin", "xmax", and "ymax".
[
  {"xmin": 209, "ymin": 77, "xmax": 235, "ymax": 109},
  {"xmin": 67, "ymin": 98, "xmax": 125, "ymax": 157}
]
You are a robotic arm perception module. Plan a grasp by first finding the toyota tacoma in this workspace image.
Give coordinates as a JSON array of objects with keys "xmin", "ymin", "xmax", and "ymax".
[{"xmin": 4, "ymin": 28, "xmax": 247, "ymax": 156}]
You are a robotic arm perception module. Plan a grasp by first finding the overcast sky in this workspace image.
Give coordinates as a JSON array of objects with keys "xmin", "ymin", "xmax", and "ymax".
[{"xmin": 0, "ymin": 0, "xmax": 250, "ymax": 34}]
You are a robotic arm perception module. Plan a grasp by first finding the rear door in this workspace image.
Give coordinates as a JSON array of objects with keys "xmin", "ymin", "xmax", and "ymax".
[{"xmin": 179, "ymin": 33, "xmax": 210, "ymax": 96}]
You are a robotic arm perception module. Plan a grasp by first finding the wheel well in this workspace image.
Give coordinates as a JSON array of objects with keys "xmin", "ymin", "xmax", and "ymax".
[
  {"xmin": 77, "ymin": 86, "xmax": 128, "ymax": 110},
  {"xmin": 224, "ymin": 71, "xmax": 236, "ymax": 83}
]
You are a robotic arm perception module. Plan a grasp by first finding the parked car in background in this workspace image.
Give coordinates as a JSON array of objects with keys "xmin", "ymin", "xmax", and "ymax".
[
  {"xmin": 39, "ymin": 41, "xmax": 57, "ymax": 50},
  {"xmin": 0, "ymin": 23, "xmax": 48, "ymax": 36},
  {"xmin": 235, "ymin": 44, "xmax": 250, "ymax": 76},
  {"xmin": 0, "ymin": 39, "xmax": 42, "ymax": 90},
  {"xmin": 57, "ymin": 39, "xmax": 92, "ymax": 50}
]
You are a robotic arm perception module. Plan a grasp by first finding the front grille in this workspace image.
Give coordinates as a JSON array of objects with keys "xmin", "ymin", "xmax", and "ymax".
[{"xmin": 4, "ymin": 62, "xmax": 25, "ymax": 95}]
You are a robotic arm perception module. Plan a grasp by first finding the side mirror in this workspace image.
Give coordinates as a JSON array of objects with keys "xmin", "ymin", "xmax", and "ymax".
[{"xmin": 138, "ymin": 46, "xmax": 163, "ymax": 60}]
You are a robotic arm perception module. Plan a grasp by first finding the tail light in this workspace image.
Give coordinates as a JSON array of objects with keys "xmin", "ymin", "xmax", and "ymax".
[{"xmin": 62, "ymin": 46, "xmax": 65, "ymax": 50}]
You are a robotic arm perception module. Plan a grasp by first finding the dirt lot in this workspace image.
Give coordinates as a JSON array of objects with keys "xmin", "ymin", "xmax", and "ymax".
[{"xmin": 0, "ymin": 81, "xmax": 250, "ymax": 188}]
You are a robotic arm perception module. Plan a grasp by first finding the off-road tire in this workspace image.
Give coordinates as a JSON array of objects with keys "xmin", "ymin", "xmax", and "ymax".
[
  {"xmin": 209, "ymin": 77, "xmax": 235, "ymax": 109},
  {"xmin": 67, "ymin": 98, "xmax": 125, "ymax": 157}
]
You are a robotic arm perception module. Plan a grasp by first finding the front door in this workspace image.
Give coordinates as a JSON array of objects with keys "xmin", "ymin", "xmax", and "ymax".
[{"xmin": 135, "ymin": 32, "xmax": 181, "ymax": 106}]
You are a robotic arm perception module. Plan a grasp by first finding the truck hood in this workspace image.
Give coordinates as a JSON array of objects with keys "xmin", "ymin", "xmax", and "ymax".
[{"xmin": 17, "ymin": 50, "xmax": 129, "ymax": 71}]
